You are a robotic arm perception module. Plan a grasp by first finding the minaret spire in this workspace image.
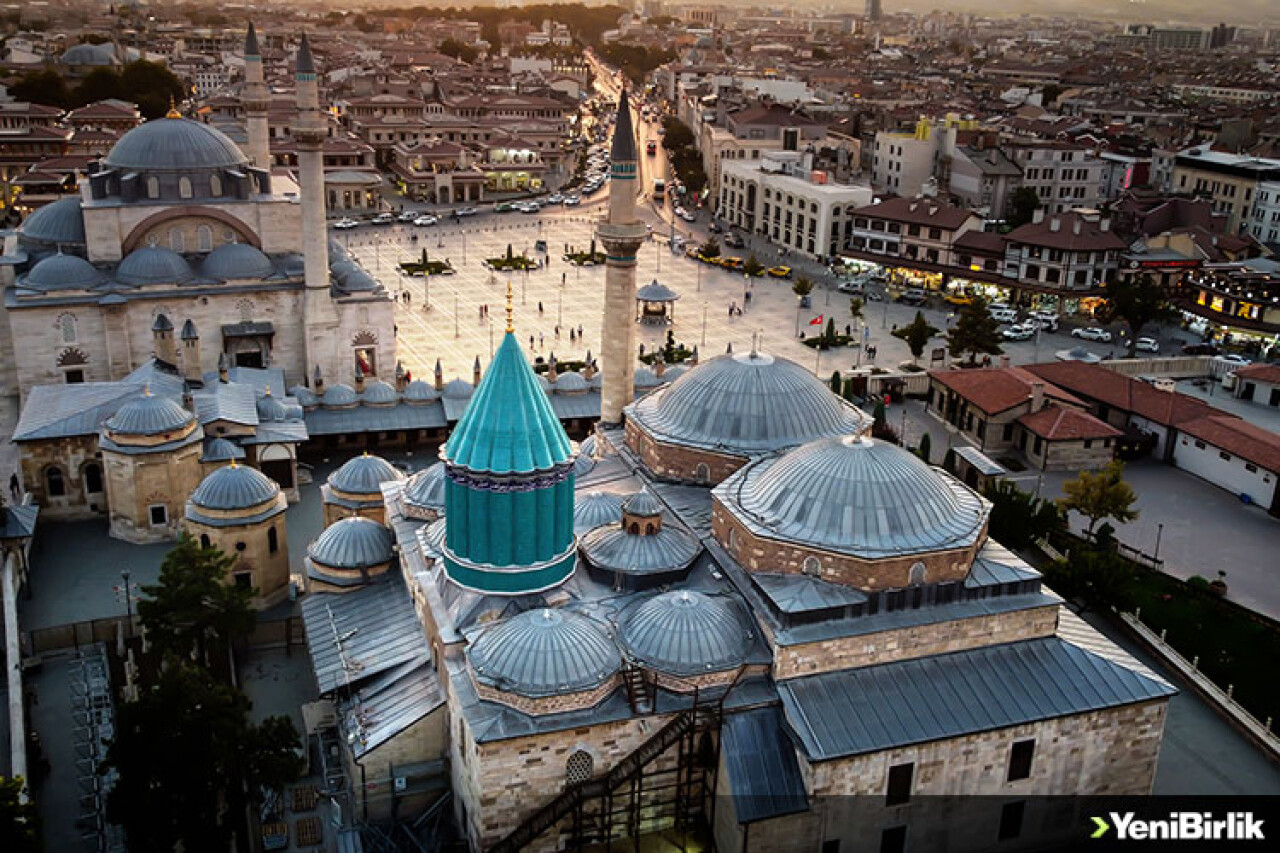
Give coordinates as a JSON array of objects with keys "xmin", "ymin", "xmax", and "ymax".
[
  {"xmin": 505, "ymin": 280, "xmax": 515, "ymax": 333},
  {"xmin": 595, "ymin": 89, "xmax": 647, "ymax": 424},
  {"xmin": 242, "ymin": 23, "xmax": 270, "ymax": 169}
]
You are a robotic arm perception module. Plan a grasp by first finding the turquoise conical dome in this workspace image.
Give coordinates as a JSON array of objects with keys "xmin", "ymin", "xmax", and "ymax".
[
  {"xmin": 445, "ymin": 332, "xmax": 573, "ymax": 473},
  {"xmin": 442, "ymin": 330, "xmax": 578, "ymax": 595}
]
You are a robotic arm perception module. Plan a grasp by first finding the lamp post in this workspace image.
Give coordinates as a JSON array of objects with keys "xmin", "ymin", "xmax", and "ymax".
[
  {"xmin": 121, "ymin": 570, "xmax": 132, "ymax": 619},
  {"xmin": 1154, "ymin": 523, "xmax": 1164, "ymax": 562}
]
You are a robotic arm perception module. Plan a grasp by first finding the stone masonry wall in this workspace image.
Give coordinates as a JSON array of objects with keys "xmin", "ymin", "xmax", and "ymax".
[
  {"xmin": 625, "ymin": 419, "xmax": 746, "ymax": 485},
  {"xmin": 18, "ymin": 435, "xmax": 104, "ymax": 519}
]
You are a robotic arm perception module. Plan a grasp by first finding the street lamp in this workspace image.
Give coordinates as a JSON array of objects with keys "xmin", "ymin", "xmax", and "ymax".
[{"xmin": 121, "ymin": 570, "xmax": 132, "ymax": 619}]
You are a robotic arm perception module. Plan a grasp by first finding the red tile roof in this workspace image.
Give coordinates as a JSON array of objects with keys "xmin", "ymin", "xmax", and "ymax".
[
  {"xmin": 1179, "ymin": 416, "xmax": 1280, "ymax": 473},
  {"xmin": 1007, "ymin": 212, "xmax": 1127, "ymax": 251},
  {"xmin": 1024, "ymin": 362, "xmax": 1215, "ymax": 427},
  {"xmin": 852, "ymin": 196, "xmax": 978, "ymax": 231},
  {"xmin": 1233, "ymin": 363, "xmax": 1280, "ymax": 385},
  {"xmin": 1017, "ymin": 405, "xmax": 1122, "ymax": 441},
  {"xmin": 928, "ymin": 366, "xmax": 1081, "ymax": 415}
]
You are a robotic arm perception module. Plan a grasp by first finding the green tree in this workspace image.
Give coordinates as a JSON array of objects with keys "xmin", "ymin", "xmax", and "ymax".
[
  {"xmin": 791, "ymin": 277, "xmax": 814, "ymax": 299},
  {"xmin": 102, "ymin": 664, "xmax": 302, "ymax": 852},
  {"xmin": 1096, "ymin": 273, "xmax": 1174, "ymax": 355},
  {"xmin": 872, "ymin": 397, "xmax": 886, "ymax": 427},
  {"xmin": 893, "ymin": 310, "xmax": 941, "ymax": 363},
  {"xmin": 1045, "ymin": 547, "xmax": 1134, "ymax": 613},
  {"xmin": 917, "ymin": 432, "xmax": 932, "ymax": 464},
  {"xmin": 982, "ymin": 479, "xmax": 1063, "ymax": 550},
  {"xmin": 660, "ymin": 115, "xmax": 695, "ymax": 150},
  {"xmin": 10, "ymin": 69, "xmax": 71, "ymax": 107},
  {"xmin": 1006, "ymin": 186, "xmax": 1042, "ymax": 229},
  {"xmin": 1057, "ymin": 460, "xmax": 1139, "ymax": 536},
  {"xmin": 848, "ymin": 297, "xmax": 864, "ymax": 329},
  {"xmin": 74, "ymin": 67, "xmax": 126, "ymax": 106},
  {"xmin": 439, "ymin": 38, "xmax": 478, "ymax": 63},
  {"xmin": 698, "ymin": 236, "xmax": 720, "ymax": 258},
  {"xmin": 946, "ymin": 297, "xmax": 1003, "ymax": 364},
  {"xmin": 0, "ymin": 776, "xmax": 40, "ymax": 853},
  {"xmin": 829, "ymin": 370, "xmax": 842, "ymax": 393},
  {"xmin": 137, "ymin": 533, "xmax": 256, "ymax": 665},
  {"xmin": 823, "ymin": 317, "xmax": 836, "ymax": 346},
  {"xmin": 743, "ymin": 253, "xmax": 764, "ymax": 277},
  {"xmin": 811, "ymin": 46, "xmax": 831, "ymax": 60},
  {"xmin": 120, "ymin": 60, "xmax": 186, "ymax": 120}
]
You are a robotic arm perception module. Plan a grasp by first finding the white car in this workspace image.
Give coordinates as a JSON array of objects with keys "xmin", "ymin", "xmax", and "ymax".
[
  {"xmin": 678, "ymin": 208, "xmax": 696, "ymax": 222},
  {"xmin": 563, "ymin": 194, "xmax": 581, "ymax": 206},
  {"xmin": 371, "ymin": 212, "xmax": 395, "ymax": 225},
  {"xmin": 398, "ymin": 211, "xmax": 419, "ymax": 222},
  {"xmin": 1072, "ymin": 327, "xmax": 1113, "ymax": 342},
  {"xmin": 547, "ymin": 194, "xmax": 564, "ymax": 204},
  {"xmin": 1134, "ymin": 337, "xmax": 1159, "ymax": 353},
  {"xmin": 519, "ymin": 203, "xmax": 540, "ymax": 214},
  {"xmin": 456, "ymin": 207, "xmax": 478, "ymax": 217},
  {"xmin": 1028, "ymin": 311, "xmax": 1059, "ymax": 332},
  {"xmin": 1002, "ymin": 323, "xmax": 1036, "ymax": 341},
  {"xmin": 413, "ymin": 215, "xmax": 438, "ymax": 227},
  {"xmin": 1217, "ymin": 354, "xmax": 1252, "ymax": 367},
  {"xmin": 332, "ymin": 217, "xmax": 358, "ymax": 230},
  {"xmin": 989, "ymin": 307, "xmax": 1018, "ymax": 324}
]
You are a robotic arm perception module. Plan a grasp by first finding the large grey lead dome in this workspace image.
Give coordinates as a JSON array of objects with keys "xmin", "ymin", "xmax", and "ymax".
[
  {"xmin": 105, "ymin": 117, "xmax": 249, "ymax": 172},
  {"xmin": 25, "ymin": 254, "xmax": 104, "ymax": 291},
  {"xmin": 619, "ymin": 591, "xmax": 752, "ymax": 676},
  {"xmin": 202, "ymin": 243, "xmax": 273, "ymax": 281},
  {"xmin": 329, "ymin": 453, "xmax": 404, "ymax": 495},
  {"xmin": 308, "ymin": 517, "xmax": 395, "ymax": 570},
  {"xmin": 20, "ymin": 197, "xmax": 86, "ymax": 246},
  {"xmin": 717, "ymin": 436, "xmax": 989, "ymax": 559},
  {"xmin": 190, "ymin": 463, "xmax": 280, "ymax": 511},
  {"xmin": 105, "ymin": 393, "xmax": 195, "ymax": 436},
  {"xmin": 468, "ymin": 609, "xmax": 621, "ymax": 698},
  {"xmin": 628, "ymin": 350, "xmax": 870, "ymax": 456}
]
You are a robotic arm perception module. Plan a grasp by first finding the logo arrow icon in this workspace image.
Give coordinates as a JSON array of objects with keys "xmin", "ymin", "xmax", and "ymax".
[{"xmin": 1091, "ymin": 816, "xmax": 1111, "ymax": 839}]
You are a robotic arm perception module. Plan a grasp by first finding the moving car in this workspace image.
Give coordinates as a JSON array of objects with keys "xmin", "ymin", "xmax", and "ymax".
[
  {"xmin": 989, "ymin": 307, "xmax": 1018, "ymax": 324},
  {"xmin": 372, "ymin": 212, "xmax": 395, "ymax": 225},
  {"xmin": 897, "ymin": 288, "xmax": 928, "ymax": 306},
  {"xmin": 944, "ymin": 292, "xmax": 976, "ymax": 306},
  {"xmin": 494, "ymin": 202, "xmax": 516, "ymax": 213},
  {"xmin": 719, "ymin": 257, "xmax": 744, "ymax": 271},
  {"xmin": 723, "ymin": 233, "xmax": 745, "ymax": 248},
  {"xmin": 1134, "ymin": 337, "xmax": 1159, "ymax": 353},
  {"xmin": 708, "ymin": 221, "xmax": 723, "ymax": 233},
  {"xmin": 333, "ymin": 217, "xmax": 358, "ymax": 230},
  {"xmin": 1071, "ymin": 327, "xmax": 1112, "ymax": 342},
  {"xmin": 767, "ymin": 266, "xmax": 793, "ymax": 279},
  {"xmin": 1028, "ymin": 311, "xmax": 1060, "ymax": 332},
  {"xmin": 413, "ymin": 215, "xmax": 438, "ymax": 227},
  {"xmin": 563, "ymin": 194, "xmax": 581, "ymax": 206},
  {"xmin": 398, "ymin": 211, "xmax": 419, "ymax": 222},
  {"xmin": 1002, "ymin": 323, "xmax": 1036, "ymax": 341},
  {"xmin": 838, "ymin": 280, "xmax": 867, "ymax": 295},
  {"xmin": 677, "ymin": 208, "xmax": 696, "ymax": 222},
  {"xmin": 547, "ymin": 194, "xmax": 564, "ymax": 204},
  {"xmin": 1217, "ymin": 353, "xmax": 1252, "ymax": 367},
  {"xmin": 534, "ymin": 239, "xmax": 548, "ymax": 253},
  {"xmin": 456, "ymin": 207, "xmax": 478, "ymax": 217}
]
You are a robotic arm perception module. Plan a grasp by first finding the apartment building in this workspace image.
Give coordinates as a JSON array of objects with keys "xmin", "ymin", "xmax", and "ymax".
[
  {"xmin": 1172, "ymin": 148, "xmax": 1280, "ymax": 233},
  {"xmin": 1248, "ymin": 181, "xmax": 1280, "ymax": 246},
  {"xmin": 1003, "ymin": 210, "xmax": 1125, "ymax": 291},
  {"xmin": 847, "ymin": 196, "xmax": 982, "ymax": 268},
  {"xmin": 701, "ymin": 104, "xmax": 826, "ymax": 197},
  {"xmin": 1004, "ymin": 141, "xmax": 1107, "ymax": 216},
  {"xmin": 871, "ymin": 115, "xmax": 978, "ymax": 198}
]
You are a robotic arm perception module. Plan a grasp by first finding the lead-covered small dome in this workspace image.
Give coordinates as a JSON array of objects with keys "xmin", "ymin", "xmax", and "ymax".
[
  {"xmin": 24, "ymin": 253, "xmax": 104, "ymax": 291},
  {"xmin": 20, "ymin": 197, "xmax": 86, "ymax": 246},
  {"xmin": 321, "ymin": 383, "xmax": 358, "ymax": 408},
  {"xmin": 361, "ymin": 380, "xmax": 398, "ymax": 406},
  {"xmin": 201, "ymin": 437, "xmax": 243, "ymax": 463},
  {"xmin": 202, "ymin": 243, "xmax": 273, "ymax": 281},
  {"xmin": 255, "ymin": 390, "xmax": 287, "ymax": 422},
  {"xmin": 619, "ymin": 591, "xmax": 752, "ymax": 676},
  {"xmin": 105, "ymin": 392, "xmax": 196, "ymax": 436},
  {"xmin": 404, "ymin": 463, "xmax": 446, "ymax": 513},
  {"xmin": 403, "ymin": 380, "xmax": 440, "ymax": 404},
  {"xmin": 116, "ymin": 246, "xmax": 194, "ymax": 286},
  {"xmin": 468, "ymin": 608, "xmax": 621, "ymax": 698},
  {"xmin": 628, "ymin": 350, "xmax": 871, "ymax": 456},
  {"xmin": 308, "ymin": 516, "xmax": 395, "ymax": 571},
  {"xmin": 717, "ymin": 436, "xmax": 989, "ymax": 559},
  {"xmin": 105, "ymin": 117, "xmax": 249, "ymax": 172},
  {"xmin": 574, "ymin": 491, "xmax": 624, "ymax": 534},
  {"xmin": 190, "ymin": 462, "xmax": 280, "ymax": 511},
  {"xmin": 329, "ymin": 452, "xmax": 404, "ymax": 496}
]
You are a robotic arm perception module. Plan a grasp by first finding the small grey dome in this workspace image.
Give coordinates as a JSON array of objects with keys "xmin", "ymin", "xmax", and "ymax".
[
  {"xmin": 256, "ymin": 391, "xmax": 287, "ymax": 422},
  {"xmin": 361, "ymin": 380, "xmax": 398, "ymax": 406},
  {"xmin": 321, "ymin": 383, "xmax": 358, "ymax": 408},
  {"xmin": 105, "ymin": 392, "xmax": 195, "ymax": 436},
  {"xmin": 24, "ymin": 253, "xmax": 104, "ymax": 291},
  {"xmin": 554, "ymin": 372, "xmax": 589, "ymax": 394},
  {"xmin": 339, "ymin": 269, "xmax": 379, "ymax": 293},
  {"xmin": 629, "ymin": 350, "xmax": 871, "ymax": 457},
  {"xmin": 634, "ymin": 367, "xmax": 661, "ymax": 389},
  {"xmin": 664, "ymin": 365, "xmax": 689, "ymax": 382},
  {"xmin": 202, "ymin": 243, "xmax": 273, "ymax": 281},
  {"xmin": 289, "ymin": 385, "xmax": 318, "ymax": 407},
  {"xmin": 574, "ymin": 491, "xmax": 624, "ymax": 534},
  {"xmin": 623, "ymin": 489, "xmax": 662, "ymax": 518},
  {"xmin": 190, "ymin": 462, "xmax": 279, "ymax": 511},
  {"xmin": 201, "ymin": 437, "xmax": 242, "ymax": 462},
  {"xmin": 719, "ymin": 436, "xmax": 989, "ymax": 558},
  {"xmin": 116, "ymin": 246, "xmax": 193, "ymax": 286},
  {"xmin": 468, "ymin": 608, "xmax": 621, "ymax": 698},
  {"xmin": 442, "ymin": 379, "xmax": 473, "ymax": 399},
  {"xmin": 573, "ymin": 449, "xmax": 596, "ymax": 476},
  {"xmin": 308, "ymin": 516, "xmax": 395, "ymax": 570},
  {"xmin": 329, "ymin": 453, "xmax": 404, "ymax": 496},
  {"xmin": 20, "ymin": 198, "xmax": 86, "ymax": 246},
  {"xmin": 328, "ymin": 238, "xmax": 350, "ymax": 260},
  {"xmin": 330, "ymin": 259, "xmax": 359, "ymax": 281},
  {"xmin": 579, "ymin": 520, "xmax": 701, "ymax": 577},
  {"xmin": 636, "ymin": 280, "xmax": 679, "ymax": 302},
  {"xmin": 536, "ymin": 374, "xmax": 553, "ymax": 393},
  {"xmin": 404, "ymin": 463, "xmax": 446, "ymax": 511},
  {"xmin": 403, "ymin": 380, "xmax": 440, "ymax": 404},
  {"xmin": 61, "ymin": 43, "xmax": 116, "ymax": 66},
  {"xmin": 619, "ymin": 591, "xmax": 752, "ymax": 676},
  {"xmin": 104, "ymin": 117, "xmax": 249, "ymax": 172}
]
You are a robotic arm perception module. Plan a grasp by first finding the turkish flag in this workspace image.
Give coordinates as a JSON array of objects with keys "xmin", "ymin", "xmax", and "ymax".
[{"xmin": 809, "ymin": 315, "xmax": 824, "ymax": 326}]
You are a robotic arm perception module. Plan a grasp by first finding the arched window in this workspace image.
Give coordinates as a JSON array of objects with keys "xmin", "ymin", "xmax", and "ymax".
[
  {"xmin": 908, "ymin": 562, "xmax": 928, "ymax": 585},
  {"xmin": 200, "ymin": 533, "xmax": 211, "ymax": 549},
  {"xmin": 694, "ymin": 463, "xmax": 711, "ymax": 485},
  {"xmin": 644, "ymin": 522, "xmax": 655, "ymax": 535},
  {"xmin": 58, "ymin": 313, "xmax": 77, "ymax": 343},
  {"xmin": 83, "ymin": 462, "xmax": 103, "ymax": 494},
  {"xmin": 566, "ymin": 751, "xmax": 593, "ymax": 785},
  {"xmin": 802, "ymin": 556, "xmax": 822, "ymax": 577},
  {"xmin": 146, "ymin": 176, "xmax": 160, "ymax": 199},
  {"xmin": 209, "ymin": 174, "xmax": 223, "ymax": 197},
  {"xmin": 268, "ymin": 526, "xmax": 279, "ymax": 554},
  {"xmin": 169, "ymin": 227, "xmax": 185, "ymax": 252},
  {"xmin": 196, "ymin": 225, "xmax": 213, "ymax": 252},
  {"xmin": 628, "ymin": 522, "xmax": 639, "ymax": 534},
  {"xmin": 45, "ymin": 467, "xmax": 66, "ymax": 497},
  {"xmin": 178, "ymin": 176, "xmax": 193, "ymax": 199}
]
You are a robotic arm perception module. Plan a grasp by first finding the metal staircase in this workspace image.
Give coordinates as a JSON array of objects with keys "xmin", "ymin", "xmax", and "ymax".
[{"xmin": 491, "ymin": 673, "xmax": 738, "ymax": 853}]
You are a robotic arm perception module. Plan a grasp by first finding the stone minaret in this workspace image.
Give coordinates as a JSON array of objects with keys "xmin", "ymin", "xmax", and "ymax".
[
  {"xmin": 295, "ymin": 34, "xmax": 339, "ymax": 384},
  {"xmin": 243, "ymin": 23, "xmax": 270, "ymax": 169},
  {"xmin": 596, "ymin": 89, "xmax": 647, "ymax": 424},
  {"xmin": 180, "ymin": 319, "xmax": 203, "ymax": 386}
]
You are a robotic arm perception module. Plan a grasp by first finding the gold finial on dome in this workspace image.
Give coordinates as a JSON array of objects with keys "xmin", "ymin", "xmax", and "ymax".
[
  {"xmin": 143, "ymin": 382, "xmax": 151, "ymax": 397},
  {"xmin": 505, "ymin": 280, "xmax": 514, "ymax": 334},
  {"xmin": 166, "ymin": 96, "xmax": 181, "ymax": 119},
  {"xmin": 230, "ymin": 457, "xmax": 238, "ymax": 469}
]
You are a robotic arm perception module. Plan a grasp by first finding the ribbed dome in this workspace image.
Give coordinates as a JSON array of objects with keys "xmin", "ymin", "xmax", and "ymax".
[
  {"xmin": 579, "ymin": 522, "xmax": 701, "ymax": 576},
  {"xmin": 322, "ymin": 384, "xmax": 358, "ymax": 408},
  {"xmin": 574, "ymin": 450, "xmax": 596, "ymax": 476},
  {"xmin": 339, "ymin": 269, "xmax": 379, "ymax": 293},
  {"xmin": 289, "ymin": 385, "xmax": 318, "ymax": 407},
  {"xmin": 25, "ymin": 253, "xmax": 104, "ymax": 291},
  {"xmin": 403, "ymin": 380, "xmax": 440, "ymax": 403},
  {"xmin": 619, "ymin": 591, "xmax": 752, "ymax": 676},
  {"xmin": 629, "ymin": 350, "xmax": 870, "ymax": 456},
  {"xmin": 20, "ymin": 198, "xmax": 86, "ymax": 245},
  {"xmin": 190, "ymin": 463, "xmax": 279, "ymax": 510},
  {"xmin": 105, "ymin": 392, "xmax": 195, "ymax": 436},
  {"xmin": 404, "ymin": 463, "xmax": 446, "ymax": 510},
  {"xmin": 574, "ymin": 491, "xmax": 624, "ymax": 534},
  {"xmin": 468, "ymin": 609, "xmax": 621, "ymax": 698},
  {"xmin": 330, "ymin": 453, "xmax": 404, "ymax": 495},
  {"xmin": 554, "ymin": 372, "xmax": 589, "ymax": 394},
  {"xmin": 256, "ymin": 391, "xmax": 287, "ymax": 422},
  {"xmin": 105, "ymin": 117, "xmax": 249, "ymax": 171},
  {"xmin": 623, "ymin": 489, "xmax": 662, "ymax": 518},
  {"xmin": 634, "ymin": 367, "xmax": 661, "ymax": 390},
  {"xmin": 308, "ymin": 516, "xmax": 395, "ymax": 570},
  {"xmin": 361, "ymin": 380, "xmax": 398, "ymax": 405},
  {"xmin": 202, "ymin": 243, "xmax": 273, "ymax": 280},
  {"xmin": 720, "ymin": 436, "xmax": 989, "ymax": 558},
  {"xmin": 201, "ymin": 437, "xmax": 242, "ymax": 462},
  {"xmin": 61, "ymin": 43, "xmax": 115, "ymax": 65},
  {"xmin": 442, "ymin": 379, "xmax": 473, "ymax": 399},
  {"xmin": 116, "ymin": 246, "xmax": 193, "ymax": 285}
]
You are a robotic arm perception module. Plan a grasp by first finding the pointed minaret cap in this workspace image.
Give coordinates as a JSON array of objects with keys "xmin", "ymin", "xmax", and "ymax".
[
  {"xmin": 610, "ymin": 88, "xmax": 637, "ymax": 162},
  {"xmin": 313, "ymin": 363, "xmax": 323, "ymax": 382},
  {"xmin": 726, "ymin": 341, "xmax": 733, "ymax": 354},
  {"xmin": 180, "ymin": 319, "xmax": 198, "ymax": 340},
  {"xmin": 296, "ymin": 34, "xmax": 315, "ymax": 75},
  {"xmin": 245, "ymin": 22, "xmax": 261, "ymax": 57}
]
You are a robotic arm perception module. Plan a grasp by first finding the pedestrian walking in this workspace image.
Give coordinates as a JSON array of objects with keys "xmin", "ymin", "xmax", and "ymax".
[
  {"xmin": 570, "ymin": 328, "xmax": 576, "ymax": 343},
  {"xmin": 538, "ymin": 301, "xmax": 544, "ymax": 314},
  {"xmin": 539, "ymin": 333, "xmax": 545, "ymax": 348},
  {"xmin": 9, "ymin": 473, "xmax": 18, "ymax": 502},
  {"xmin": 555, "ymin": 325, "xmax": 561, "ymax": 339},
  {"xmin": 530, "ymin": 334, "xmax": 535, "ymax": 349},
  {"xmin": 577, "ymin": 324, "xmax": 583, "ymax": 338}
]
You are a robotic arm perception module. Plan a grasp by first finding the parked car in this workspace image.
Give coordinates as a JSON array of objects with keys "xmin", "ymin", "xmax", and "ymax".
[
  {"xmin": 767, "ymin": 266, "xmax": 793, "ymax": 279},
  {"xmin": 371, "ymin": 212, "xmax": 395, "ymax": 225},
  {"xmin": 897, "ymin": 288, "xmax": 928, "ymax": 306},
  {"xmin": 547, "ymin": 194, "xmax": 564, "ymax": 204},
  {"xmin": 1217, "ymin": 354, "xmax": 1252, "ymax": 367},
  {"xmin": 563, "ymin": 194, "xmax": 581, "ymax": 206},
  {"xmin": 333, "ymin": 217, "xmax": 358, "ymax": 230},
  {"xmin": 719, "ymin": 257, "xmax": 744, "ymax": 271},
  {"xmin": 456, "ymin": 207, "xmax": 478, "ymax": 217},
  {"xmin": 1028, "ymin": 311, "xmax": 1060, "ymax": 332},
  {"xmin": 1002, "ymin": 323, "xmax": 1036, "ymax": 341},
  {"xmin": 413, "ymin": 215, "xmax": 438, "ymax": 227},
  {"xmin": 678, "ymin": 208, "xmax": 697, "ymax": 222},
  {"xmin": 989, "ymin": 307, "xmax": 1018, "ymax": 324},
  {"xmin": 1072, "ymin": 327, "xmax": 1113, "ymax": 342},
  {"xmin": 723, "ymin": 233, "xmax": 745, "ymax": 248},
  {"xmin": 494, "ymin": 202, "xmax": 516, "ymax": 213},
  {"xmin": 1181, "ymin": 342, "xmax": 1220, "ymax": 356},
  {"xmin": 1134, "ymin": 337, "xmax": 1159, "ymax": 353},
  {"xmin": 534, "ymin": 239, "xmax": 548, "ymax": 253},
  {"xmin": 398, "ymin": 211, "xmax": 419, "ymax": 222},
  {"xmin": 708, "ymin": 221, "xmax": 723, "ymax": 233},
  {"xmin": 838, "ymin": 280, "xmax": 867, "ymax": 295}
]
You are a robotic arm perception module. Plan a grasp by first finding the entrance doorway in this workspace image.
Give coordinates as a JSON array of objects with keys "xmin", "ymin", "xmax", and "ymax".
[{"xmin": 235, "ymin": 351, "xmax": 264, "ymax": 368}]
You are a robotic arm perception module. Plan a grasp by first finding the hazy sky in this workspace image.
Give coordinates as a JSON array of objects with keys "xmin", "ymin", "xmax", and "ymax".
[{"xmin": 883, "ymin": 0, "xmax": 1280, "ymax": 27}]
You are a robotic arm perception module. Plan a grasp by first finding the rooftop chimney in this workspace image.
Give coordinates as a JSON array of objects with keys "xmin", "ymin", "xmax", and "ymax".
[
  {"xmin": 1031, "ymin": 381, "xmax": 1044, "ymax": 411},
  {"xmin": 1072, "ymin": 218, "xmax": 1082, "ymax": 235},
  {"xmin": 1032, "ymin": 208, "xmax": 1046, "ymax": 224},
  {"xmin": 1049, "ymin": 217, "xmax": 1061, "ymax": 232}
]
